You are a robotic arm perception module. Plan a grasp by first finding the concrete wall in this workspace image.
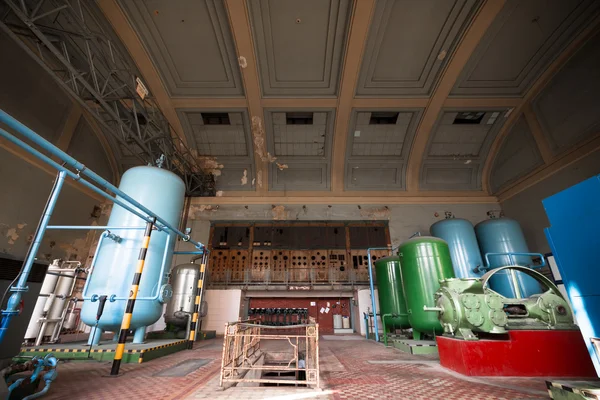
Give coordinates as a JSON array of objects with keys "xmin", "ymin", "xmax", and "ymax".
[
  {"xmin": 0, "ymin": 34, "xmax": 114, "ymax": 262},
  {"xmin": 501, "ymin": 149, "xmax": 600, "ymax": 254},
  {"xmin": 203, "ymin": 289, "xmax": 243, "ymax": 333},
  {"xmin": 172, "ymin": 202, "xmax": 499, "ymax": 267}
]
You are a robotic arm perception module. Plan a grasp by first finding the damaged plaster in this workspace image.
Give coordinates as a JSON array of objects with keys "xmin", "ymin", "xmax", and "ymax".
[
  {"xmin": 188, "ymin": 204, "xmax": 218, "ymax": 219},
  {"xmin": 256, "ymin": 170, "xmax": 263, "ymax": 188},
  {"xmin": 271, "ymin": 205, "xmax": 289, "ymax": 220},
  {"xmin": 197, "ymin": 156, "xmax": 224, "ymax": 177},
  {"xmin": 359, "ymin": 206, "xmax": 392, "ymax": 221},
  {"xmin": 241, "ymin": 169, "xmax": 248, "ymax": 185},
  {"xmin": 276, "ymin": 162, "xmax": 289, "ymax": 171},
  {"xmin": 251, "ymin": 116, "xmax": 277, "ymax": 163},
  {"xmin": 4, "ymin": 223, "xmax": 27, "ymax": 245}
]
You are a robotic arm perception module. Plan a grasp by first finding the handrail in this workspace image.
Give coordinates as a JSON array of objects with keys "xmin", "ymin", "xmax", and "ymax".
[{"xmin": 0, "ymin": 109, "xmax": 204, "ymax": 249}]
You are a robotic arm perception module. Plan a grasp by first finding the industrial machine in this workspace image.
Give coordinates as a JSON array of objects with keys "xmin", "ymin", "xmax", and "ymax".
[
  {"xmin": 397, "ymin": 237, "xmax": 455, "ymax": 340},
  {"xmin": 425, "ymin": 265, "xmax": 576, "ymax": 340},
  {"xmin": 475, "ymin": 215, "xmax": 542, "ymax": 298},
  {"xmin": 430, "ymin": 213, "xmax": 484, "ymax": 278},
  {"xmin": 80, "ymin": 166, "xmax": 184, "ymax": 345},
  {"xmin": 430, "ymin": 266, "xmax": 596, "ymax": 377},
  {"xmin": 164, "ymin": 257, "xmax": 206, "ymax": 339},
  {"xmin": 374, "ymin": 256, "xmax": 409, "ymax": 334},
  {"xmin": 24, "ymin": 259, "xmax": 84, "ymax": 346}
]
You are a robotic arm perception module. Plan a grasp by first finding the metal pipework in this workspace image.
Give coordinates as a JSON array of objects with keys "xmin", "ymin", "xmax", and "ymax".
[
  {"xmin": 0, "ymin": 171, "xmax": 66, "ymax": 344},
  {"xmin": 0, "ymin": 110, "xmax": 204, "ymax": 249},
  {"xmin": 367, "ymin": 246, "xmax": 396, "ymax": 342},
  {"xmin": 82, "ymin": 233, "xmax": 172, "ymax": 302}
]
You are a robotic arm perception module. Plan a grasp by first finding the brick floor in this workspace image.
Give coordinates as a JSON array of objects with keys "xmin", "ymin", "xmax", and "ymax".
[{"xmin": 38, "ymin": 336, "xmax": 550, "ymax": 400}]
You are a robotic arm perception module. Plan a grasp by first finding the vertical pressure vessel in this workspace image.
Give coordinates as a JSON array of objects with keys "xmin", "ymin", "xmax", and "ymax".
[
  {"xmin": 398, "ymin": 237, "xmax": 454, "ymax": 339},
  {"xmin": 430, "ymin": 218, "xmax": 484, "ymax": 278},
  {"xmin": 374, "ymin": 256, "xmax": 410, "ymax": 329},
  {"xmin": 81, "ymin": 166, "xmax": 185, "ymax": 344},
  {"xmin": 475, "ymin": 217, "xmax": 542, "ymax": 298},
  {"xmin": 164, "ymin": 262, "xmax": 201, "ymax": 328}
]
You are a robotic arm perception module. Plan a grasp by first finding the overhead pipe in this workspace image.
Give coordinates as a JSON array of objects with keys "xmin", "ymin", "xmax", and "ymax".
[
  {"xmin": 0, "ymin": 171, "xmax": 66, "ymax": 343},
  {"xmin": 0, "ymin": 109, "xmax": 204, "ymax": 249}
]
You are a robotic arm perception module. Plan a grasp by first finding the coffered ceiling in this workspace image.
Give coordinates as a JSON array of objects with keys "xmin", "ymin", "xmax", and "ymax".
[{"xmin": 95, "ymin": 0, "xmax": 600, "ymax": 201}]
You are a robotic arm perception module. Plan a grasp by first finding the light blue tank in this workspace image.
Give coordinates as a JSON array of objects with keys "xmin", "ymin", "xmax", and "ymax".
[
  {"xmin": 430, "ymin": 218, "xmax": 484, "ymax": 278},
  {"xmin": 81, "ymin": 166, "xmax": 185, "ymax": 344},
  {"xmin": 475, "ymin": 217, "xmax": 542, "ymax": 298}
]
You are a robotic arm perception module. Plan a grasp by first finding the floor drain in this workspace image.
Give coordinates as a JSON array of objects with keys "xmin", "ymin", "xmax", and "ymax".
[{"xmin": 153, "ymin": 359, "xmax": 211, "ymax": 377}]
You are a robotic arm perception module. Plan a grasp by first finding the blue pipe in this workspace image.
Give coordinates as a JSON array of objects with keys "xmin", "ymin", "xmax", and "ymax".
[
  {"xmin": 46, "ymin": 226, "xmax": 146, "ymax": 230},
  {"xmin": 0, "ymin": 171, "xmax": 66, "ymax": 343},
  {"xmin": 367, "ymin": 247, "xmax": 392, "ymax": 343},
  {"xmin": 0, "ymin": 110, "xmax": 204, "ymax": 249},
  {"xmin": 173, "ymin": 251, "xmax": 205, "ymax": 255},
  {"xmin": 80, "ymin": 231, "xmax": 108, "ymax": 299},
  {"xmin": 0, "ymin": 127, "xmax": 165, "ymax": 233}
]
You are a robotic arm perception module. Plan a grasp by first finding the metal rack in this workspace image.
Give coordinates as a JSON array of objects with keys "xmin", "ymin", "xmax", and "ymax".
[{"xmin": 0, "ymin": 0, "xmax": 215, "ymax": 196}]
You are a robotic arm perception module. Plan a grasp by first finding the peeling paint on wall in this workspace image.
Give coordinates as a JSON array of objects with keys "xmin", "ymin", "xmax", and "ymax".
[
  {"xmin": 251, "ymin": 116, "xmax": 268, "ymax": 162},
  {"xmin": 188, "ymin": 204, "xmax": 217, "ymax": 219},
  {"xmin": 4, "ymin": 223, "xmax": 28, "ymax": 245},
  {"xmin": 256, "ymin": 170, "xmax": 263, "ymax": 188},
  {"xmin": 216, "ymin": 191, "xmax": 224, "ymax": 197},
  {"xmin": 276, "ymin": 162, "xmax": 289, "ymax": 171},
  {"xmin": 241, "ymin": 169, "xmax": 248, "ymax": 185},
  {"xmin": 197, "ymin": 156, "xmax": 224, "ymax": 177},
  {"xmin": 360, "ymin": 206, "xmax": 392, "ymax": 220},
  {"xmin": 6, "ymin": 228, "xmax": 19, "ymax": 245},
  {"xmin": 238, "ymin": 56, "xmax": 248, "ymax": 68},
  {"xmin": 271, "ymin": 205, "xmax": 289, "ymax": 220}
]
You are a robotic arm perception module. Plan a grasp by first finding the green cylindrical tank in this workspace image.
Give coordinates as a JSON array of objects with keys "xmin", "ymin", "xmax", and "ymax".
[
  {"xmin": 375, "ymin": 256, "xmax": 410, "ymax": 329},
  {"xmin": 398, "ymin": 236, "xmax": 455, "ymax": 339}
]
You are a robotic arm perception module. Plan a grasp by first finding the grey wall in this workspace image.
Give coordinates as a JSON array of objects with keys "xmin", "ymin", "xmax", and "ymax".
[
  {"xmin": 501, "ymin": 149, "xmax": 600, "ymax": 254},
  {"xmin": 0, "ymin": 34, "xmax": 112, "ymax": 262},
  {"xmin": 172, "ymin": 201, "xmax": 499, "ymax": 265}
]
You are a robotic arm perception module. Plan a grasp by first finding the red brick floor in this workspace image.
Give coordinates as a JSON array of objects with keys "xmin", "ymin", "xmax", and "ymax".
[
  {"xmin": 38, "ymin": 336, "xmax": 550, "ymax": 400},
  {"xmin": 321, "ymin": 339, "xmax": 548, "ymax": 400},
  {"xmin": 43, "ymin": 340, "xmax": 223, "ymax": 400}
]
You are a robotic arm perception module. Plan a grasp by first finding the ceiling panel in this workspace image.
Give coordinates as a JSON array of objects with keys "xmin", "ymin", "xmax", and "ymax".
[
  {"xmin": 420, "ymin": 108, "xmax": 509, "ymax": 190},
  {"xmin": 490, "ymin": 116, "xmax": 543, "ymax": 193},
  {"xmin": 532, "ymin": 30, "xmax": 600, "ymax": 155},
  {"xmin": 265, "ymin": 109, "xmax": 335, "ymax": 191},
  {"xmin": 247, "ymin": 0, "xmax": 351, "ymax": 97},
  {"xmin": 177, "ymin": 109, "xmax": 255, "ymax": 191},
  {"xmin": 345, "ymin": 109, "xmax": 422, "ymax": 190},
  {"xmin": 119, "ymin": 0, "xmax": 243, "ymax": 97},
  {"xmin": 356, "ymin": 0, "xmax": 480, "ymax": 97},
  {"xmin": 452, "ymin": 0, "xmax": 600, "ymax": 97}
]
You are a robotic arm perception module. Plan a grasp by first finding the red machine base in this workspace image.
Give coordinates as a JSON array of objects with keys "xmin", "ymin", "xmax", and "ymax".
[{"xmin": 436, "ymin": 330, "xmax": 597, "ymax": 377}]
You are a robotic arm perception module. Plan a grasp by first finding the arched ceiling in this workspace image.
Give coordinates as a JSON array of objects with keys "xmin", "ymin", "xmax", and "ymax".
[{"xmin": 95, "ymin": 0, "xmax": 600, "ymax": 203}]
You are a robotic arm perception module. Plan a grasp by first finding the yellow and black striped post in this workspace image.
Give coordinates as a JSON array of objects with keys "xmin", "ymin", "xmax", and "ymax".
[
  {"xmin": 188, "ymin": 252, "xmax": 208, "ymax": 349},
  {"xmin": 110, "ymin": 218, "xmax": 155, "ymax": 375}
]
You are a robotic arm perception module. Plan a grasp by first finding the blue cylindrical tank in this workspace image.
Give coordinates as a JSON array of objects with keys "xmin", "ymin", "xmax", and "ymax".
[
  {"xmin": 81, "ymin": 166, "xmax": 185, "ymax": 344},
  {"xmin": 475, "ymin": 217, "xmax": 542, "ymax": 298},
  {"xmin": 430, "ymin": 218, "xmax": 484, "ymax": 278}
]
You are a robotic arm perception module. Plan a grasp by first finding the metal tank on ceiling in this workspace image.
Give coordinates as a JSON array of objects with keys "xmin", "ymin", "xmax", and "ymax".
[
  {"xmin": 164, "ymin": 258, "xmax": 202, "ymax": 331},
  {"xmin": 398, "ymin": 237, "xmax": 455, "ymax": 340},
  {"xmin": 80, "ymin": 166, "xmax": 185, "ymax": 345},
  {"xmin": 430, "ymin": 215, "xmax": 484, "ymax": 278},
  {"xmin": 475, "ymin": 216, "xmax": 542, "ymax": 298},
  {"xmin": 374, "ymin": 256, "xmax": 410, "ymax": 330}
]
